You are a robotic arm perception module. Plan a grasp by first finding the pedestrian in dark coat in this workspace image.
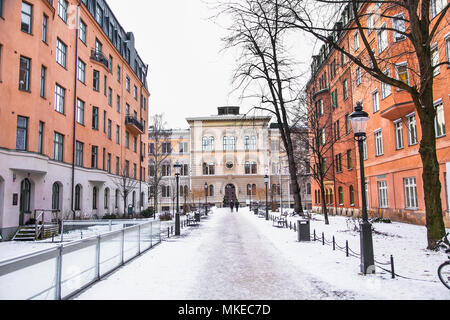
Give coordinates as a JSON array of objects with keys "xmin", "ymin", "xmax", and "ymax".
[
  {"xmin": 235, "ymin": 200, "xmax": 239, "ymax": 212},
  {"xmin": 230, "ymin": 200, "xmax": 234, "ymax": 212}
]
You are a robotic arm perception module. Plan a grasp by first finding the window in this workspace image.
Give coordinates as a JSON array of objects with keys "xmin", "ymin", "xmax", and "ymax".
[
  {"xmin": 42, "ymin": 14, "xmax": 48, "ymax": 43},
  {"xmin": 179, "ymin": 142, "xmax": 188, "ymax": 154},
  {"xmin": 93, "ymin": 187, "xmax": 98, "ymax": 210},
  {"xmin": 38, "ymin": 121, "xmax": 44, "ymax": 154},
  {"xmin": 347, "ymin": 149, "xmax": 353, "ymax": 170},
  {"xmin": 19, "ymin": 56, "xmax": 31, "ymax": 91},
  {"xmin": 104, "ymin": 188, "xmax": 109, "ymax": 209},
  {"xmin": 76, "ymin": 99, "xmax": 84, "ymax": 124},
  {"xmin": 374, "ymin": 130, "xmax": 383, "ymax": 156},
  {"xmin": 21, "ymin": 2, "xmax": 33, "ymax": 34},
  {"xmin": 435, "ymin": 101, "xmax": 446, "ymax": 138},
  {"xmin": 161, "ymin": 163, "xmax": 171, "ymax": 176},
  {"xmin": 349, "ymin": 186, "xmax": 355, "ymax": 206},
  {"xmin": 244, "ymin": 136, "xmax": 256, "ymax": 150},
  {"xmin": 75, "ymin": 185, "xmax": 81, "ymax": 211},
  {"xmin": 133, "ymin": 137, "xmax": 137, "ymax": 152},
  {"xmin": 75, "ymin": 141, "xmax": 83, "ymax": 167},
  {"xmin": 367, "ymin": 12, "xmax": 374, "ymax": 34},
  {"xmin": 16, "ymin": 116, "xmax": 28, "ymax": 151},
  {"xmin": 117, "ymin": 65, "xmax": 121, "ymax": 82},
  {"xmin": 378, "ymin": 181, "xmax": 388, "ymax": 208},
  {"xmin": 338, "ymin": 187, "xmax": 344, "ymax": 205},
  {"xmin": 52, "ymin": 183, "xmax": 60, "ymax": 210},
  {"xmin": 404, "ymin": 177, "xmax": 418, "ymax": 209},
  {"xmin": 406, "ymin": 114, "xmax": 418, "ymax": 145},
  {"xmin": 116, "ymin": 125, "xmax": 120, "ymax": 144},
  {"xmin": 203, "ymin": 163, "xmax": 215, "ymax": 175},
  {"xmin": 78, "ymin": 59, "xmax": 86, "ymax": 83},
  {"xmin": 355, "ymin": 67, "xmax": 361, "ymax": 86},
  {"xmin": 57, "ymin": 0, "xmax": 68, "ymax": 22},
  {"xmin": 116, "ymin": 157, "xmax": 120, "ymax": 175},
  {"xmin": 363, "ymin": 140, "xmax": 368, "ymax": 160},
  {"xmin": 431, "ymin": 45, "xmax": 440, "ymax": 77},
  {"xmin": 335, "ymin": 153, "xmax": 342, "ymax": 173},
  {"xmin": 353, "ymin": 32, "xmax": 359, "ymax": 51},
  {"xmin": 334, "ymin": 120, "xmax": 340, "ymax": 141},
  {"xmin": 394, "ymin": 120, "xmax": 404, "ymax": 149},
  {"xmin": 396, "ymin": 63, "xmax": 409, "ymax": 85},
  {"xmin": 125, "ymin": 131, "xmax": 129, "ymax": 148},
  {"xmin": 40, "ymin": 66, "xmax": 46, "ymax": 98},
  {"xmin": 331, "ymin": 90, "xmax": 338, "ymax": 110},
  {"xmin": 393, "ymin": 14, "xmax": 406, "ymax": 42},
  {"xmin": 345, "ymin": 113, "xmax": 350, "ymax": 134},
  {"xmin": 95, "ymin": 3, "xmax": 103, "ymax": 26},
  {"xmin": 104, "ymin": 75, "xmax": 107, "ymax": 96},
  {"xmin": 134, "ymin": 85, "xmax": 138, "ymax": 100},
  {"xmin": 181, "ymin": 164, "xmax": 189, "ymax": 176},
  {"xmin": 162, "ymin": 142, "xmax": 171, "ymax": 154},
  {"xmin": 91, "ymin": 146, "xmax": 98, "ymax": 169},
  {"xmin": 91, "ymin": 106, "xmax": 98, "ymax": 130},
  {"xmin": 56, "ymin": 39, "xmax": 67, "ymax": 68},
  {"xmin": 54, "ymin": 84, "xmax": 65, "ymax": 114},
  {"xmin": 125, "ymin": 160, "xmax": 130, "ymax": 177},
  {"xmin": 108, "ymin": 56, "xmax": 112, "ymax": 73},
  {"xmin": 93, "ymin": 70, "xmax": 99, "ymax": 91},
  {"xmin": 381, "ymin": 69, "xmax": 391, "ymax": 99},
  {"xmin": 79, "ymin": 19, "xmax": 87, "ymax": 43},
  {"xmin": 125, "ymin": 104, "xmax": 130, "ymax": 116},
  {"xmin": 223, "ymin": 136, "xmax": 236, "ymax": 151},
  {"xmin": 108, "ymin": 87, "xmax": 112, "ymax": 106},
  {"xmin": 95, "ymin": 39, "xmax": 102, "ymax": 53},
  {"xmin": 372, "ymin": 90, "xmax": 379, "ymax": 113},
  {"xmin": 321, "ymin": 128, "xmax": 326, "ymax": 146},
  {"xmin": 446, "ymin": 36, "xmax": 450, "ymax": 64},
  {"xmin": 343, "ymin": 79, "xmax": 348, "ymax": 100},
  {"xmin": 377, "ymin": 24, "xmax": 388, "ymax": 53},
  {"xmin": 133, "ymin": 164, "xmax": 137, "ymax": 179},
  {"xmin": 245, "ymin": 161, "xmax": 257, "ymax": 174},
  {"xmin": 162, "ymin": 185, "xmax": 170, "ymax": 198},
  {"xmin": 0, "ymin": 0, "xmax": 3, "ymax": 17},
  {"xmin": 431, "ymin": 0, "xmax": 446, "ymax": 19},
  {"xmin": 107, "ymin": 153, "xmax": 111, "ymax": 172},
  {"xmin": 115, "ymin": 189, "xmax": 119, "ymax": 208},
  {"xmin": 53, "ymin": 132, "xmax": 64, "ymax": 162},
  {"xmin": 126, "ymin": 76, "xmax": 130, "ymax": 92}
]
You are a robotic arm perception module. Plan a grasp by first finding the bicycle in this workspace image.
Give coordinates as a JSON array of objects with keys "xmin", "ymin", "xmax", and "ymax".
[{"xmin": 437, "ymin": 232, "xmax": 450, "ymax": 290}]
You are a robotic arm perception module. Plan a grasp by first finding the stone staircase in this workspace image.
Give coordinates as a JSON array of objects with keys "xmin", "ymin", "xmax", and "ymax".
[{"xmin": 12, "ymin": 224, "xmax": 59, "ymax": 241}]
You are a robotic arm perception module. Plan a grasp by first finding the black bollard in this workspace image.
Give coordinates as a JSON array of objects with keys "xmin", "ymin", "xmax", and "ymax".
[
  {"xmin": 322, "ymin": 232, "xmax": 325, "ymax": 245},
  {"xmin": 390, "ymin": 255, "xmax": 395, "ymax": 279},
  {"xmin": 346, "ymin": 240, "xmax": 349, "ymax": 257},
  {"xmin": 333, "ymin": 236, "xmax": 335, "ymax": 250}
]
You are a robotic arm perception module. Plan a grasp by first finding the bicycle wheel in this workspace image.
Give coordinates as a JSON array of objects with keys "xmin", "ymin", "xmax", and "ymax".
[{"xmin": 438, "ymin": 261, "xmax": 450, "ymax": 290}]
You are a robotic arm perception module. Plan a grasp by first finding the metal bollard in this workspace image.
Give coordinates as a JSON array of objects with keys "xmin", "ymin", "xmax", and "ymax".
[
  {"xmin": 313, "ymin": 229, "xmax": 316, "ymax": 241},
  {"xmin": 346, "ymin": 240, "xmax": 349, "ymax": 257},
  {"xmin": 322, "ymin": 232, "xmax": 325, "ymax": 245},
  {"xmin": 332, "ymin": 236, "xmax": 335, "ymax": 251},
  {"xmin": 294, "ymin": 223, "xmax": 296, "ymax": 232},
  {"xmin": 168, "ymin": 227, "xmax": 170, "ymax": 238},
  {"xmin": 390, "ymin": 255, "xmax": 395, "ymax": 279}
]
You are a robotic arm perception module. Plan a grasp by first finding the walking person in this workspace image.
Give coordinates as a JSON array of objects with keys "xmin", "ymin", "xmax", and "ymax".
[
  {"xmin": 235, "ymin": 199, "xmax": 239, "ymax": 212},
  {"xmin": 230, "ymin": 199, "xmax": 234, "ymax": 212}
]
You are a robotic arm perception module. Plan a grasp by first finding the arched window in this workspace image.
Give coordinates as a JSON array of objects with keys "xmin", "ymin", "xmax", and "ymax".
[
  {"xmin": 252, "ymin": 184, "xmax": 256, "ymax": 196},
  {"xmin": 115, "ymin": 189, "xmax": 119, "ymax": 208},
  {"xmin": 349, "ymin": 185, "xmax": 355, "ymax": 205},
  {"xmin": 209, "ymin": 184, "xmax": 214, "ymax": 197},
  {"xmin": 203, "ymin": 162, "xmax": 215, "ymax": 175},
  {"xmin": 209, "ymin": 136, "xmax": 214, "ymax": 150},
  {"xmin": 338, "ymin": 186, "xmax": 344, "ymax": 205},
  {"xmin": 247, "ymin": 184, "xmax": 252, "ymax": 196},
  {"xmin": 245, "ymin": 161, "xmax": 257, "ymax": 174},
  {"xmin": 329, "ymin": 189, "xmax": 333, "ymax": 204},
  {"xmin": 202, "ymin": 136, "xmax": 214, "ymax": 151},
  {"xmin": 93, "ymin": 187, "xmax": 98, "ymax": 210},
  {"xmin": 104, "ymin": 188, "xmax": 109, "ymax": 209},
  {"xmin": 52, "ymin": 182, "xmax": 60, "ymax": 210},
  {"xmin": 75, "ymin": 184, "xmax": 81, "ymax": 210}
]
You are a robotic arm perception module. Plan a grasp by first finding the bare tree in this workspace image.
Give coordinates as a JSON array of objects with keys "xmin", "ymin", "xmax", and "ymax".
[
  {"xmin": 148, "ymin": 114, "xmax": 172, "ymax": 218},
  {"xmin": 275, "ymin": 0, "xmax": 449, "ymax": 248},
  {"xmin": 219, "ymin": 0, "xmax": 305, "ymax": 215},
  {"xmin": 112, "ymin": 165, "xmax": 139, "ymax": 218}
]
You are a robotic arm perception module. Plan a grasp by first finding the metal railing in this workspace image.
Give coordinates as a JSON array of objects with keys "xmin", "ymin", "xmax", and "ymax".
[
  {"xmin": 0, "ymin": 220, "xmax": 161, "ymax": 300},
  {"xmin": 125, "ymin": 116, "xmax": 144, "ymax": 133},
  {"xmin": 90, "ymin": 49, "xmax": 109, "ymax": 69}
]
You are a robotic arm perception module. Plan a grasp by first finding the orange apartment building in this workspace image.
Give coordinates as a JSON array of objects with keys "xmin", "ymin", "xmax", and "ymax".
[
  {"xmin": 0, "ymin": 0, "xmax": 150, "ymax": 239},
  {"xmin": 307, "ymin": 1, "xmax": 450, "ymax": 227}
]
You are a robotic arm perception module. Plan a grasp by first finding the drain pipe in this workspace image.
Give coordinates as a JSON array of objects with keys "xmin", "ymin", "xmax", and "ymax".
[{"xmin": 71, "ymin": 4, "xmax": 80, "ymax": 221}]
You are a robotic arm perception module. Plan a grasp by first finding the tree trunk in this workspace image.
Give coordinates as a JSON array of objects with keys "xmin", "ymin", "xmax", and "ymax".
[
  {"xmin": 320, "ymin": 182, "xmax": 329, "ymax": 225},
  {"xmin": 418, "ymin": 99, "xmax": 446, "ymax": 249}
]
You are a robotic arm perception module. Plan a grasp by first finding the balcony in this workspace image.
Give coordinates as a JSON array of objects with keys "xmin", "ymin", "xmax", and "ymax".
[
  {"xmin": 90, "ymin": 49, "xmax": 110, "ymax": 70},
  {"xmin": 125, "ymin": 116, "xmax": 144, "ymax": 135}
]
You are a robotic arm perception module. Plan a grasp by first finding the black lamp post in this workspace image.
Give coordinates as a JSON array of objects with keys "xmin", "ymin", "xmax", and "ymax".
[
  {"xmin": 264, "ymin": 175, "xmax": 269, "ymax": 220},
  {"xmin": 173, "ymin": 162, "xmax": 182, "ymax": 236},
  {"xmin": 204, "ymin": 182, "xmax": 208, "ymax": 216},
  {"xmin": 350, "ymin": 102, "xmax": 375, "ymax": 275},
  {"xmin": 249, "ymin": 184, "xmax": 252, "ymax": 211}
]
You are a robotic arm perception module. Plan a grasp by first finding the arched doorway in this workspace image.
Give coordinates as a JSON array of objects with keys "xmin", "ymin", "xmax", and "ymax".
[
  {"xmin": 224, "ymin": 184, "xmax": 236, "ymax": 207},
  {"xmin": 19, "ymin": 178, "xmax": 31, "ymax": 225}
]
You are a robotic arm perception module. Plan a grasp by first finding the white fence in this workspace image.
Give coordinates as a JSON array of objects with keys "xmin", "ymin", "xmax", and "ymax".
[{"xmin": 0, "ymin": 220, "xmax": 161, "ymax": 300}]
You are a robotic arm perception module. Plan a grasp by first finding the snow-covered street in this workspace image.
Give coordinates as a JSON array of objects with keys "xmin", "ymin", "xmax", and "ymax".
[{"xmin": 74, "ymin": 208, "xmax": 381, "ymax": 300}]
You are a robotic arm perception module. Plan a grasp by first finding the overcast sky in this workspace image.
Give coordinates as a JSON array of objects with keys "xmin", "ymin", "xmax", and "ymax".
[{"xmin": 107, "ymin": 0, "xmax": 318, "ymax": 129}]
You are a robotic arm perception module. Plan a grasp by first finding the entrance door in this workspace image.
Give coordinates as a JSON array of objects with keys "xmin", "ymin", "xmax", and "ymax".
[
  {"xmin": 19, "ymin": 178, "xmax": 31, "ymax": 225},
  {"xmin": 224, "ymin": 184, "xmax": 236, "ymax": 207}
]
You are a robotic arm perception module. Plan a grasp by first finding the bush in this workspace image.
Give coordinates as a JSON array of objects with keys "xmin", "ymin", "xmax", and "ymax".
[
  {"xmin": 159, "ymin": 212, "xmax": 172, "ymax": 221},
  {"xmin": 102, "ymin": 214, "xmax": 117, "ymax": 220},
  {"xmin": 371, "ymin": 217, "xmax": 392, "ymax": 224},
  {"xmin": 141, "ymin": 208, "xmax": 154, "ymax": 218}
]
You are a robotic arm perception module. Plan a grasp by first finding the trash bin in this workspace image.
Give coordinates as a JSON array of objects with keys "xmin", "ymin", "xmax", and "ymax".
[
  {"xmin": 297, "ymin": 219, "xmax": 310, "ymax": 242},
  {"xmin": 194, "ymin": 212, "xmax": 201, "ymax": 222},
  {"xmin": 128, "ymin": 205, "xmax": 133, "ymax": 216}
]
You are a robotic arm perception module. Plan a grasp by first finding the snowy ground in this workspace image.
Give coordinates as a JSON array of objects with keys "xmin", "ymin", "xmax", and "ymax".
[{"xmin": 73, "ymin": 207, "xmax": 450, "ymax": 300}]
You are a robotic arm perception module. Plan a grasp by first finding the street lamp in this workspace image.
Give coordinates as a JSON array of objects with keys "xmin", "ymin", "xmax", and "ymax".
[
  {"xmin": 173, "ymin": 162, "xmax": 182, "ymax": 236},
  {"xmin": 264, "ymin": 175, "xmax": 269, "ymax": 220},
  {"xmin": 204, "ymin": 182, "xmax": 208, "ymax": 216},
  {"xmin": 350, "ymin": 102, "xmax": 375, "ymax": 275}
]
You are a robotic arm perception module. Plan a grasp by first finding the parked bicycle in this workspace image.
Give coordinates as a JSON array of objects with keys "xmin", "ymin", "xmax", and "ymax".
[{"xmin": 436, "ymin": 232, "xmax": 450, "ymax": 290}]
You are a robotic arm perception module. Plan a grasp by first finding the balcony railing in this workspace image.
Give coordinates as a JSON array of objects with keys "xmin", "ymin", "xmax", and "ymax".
[
  {"xmin": 125, "ymin": 116, "xmax": 144, "ymax": 135},
  {"xmin": 90, "ymin": 49, "xmax": 109, "ymax": 70}
]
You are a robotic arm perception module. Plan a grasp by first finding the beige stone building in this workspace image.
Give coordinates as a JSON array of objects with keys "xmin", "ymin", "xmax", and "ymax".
[{"xmin": 149, "ymin": 107, "xmax": 311, "ymax": 212}]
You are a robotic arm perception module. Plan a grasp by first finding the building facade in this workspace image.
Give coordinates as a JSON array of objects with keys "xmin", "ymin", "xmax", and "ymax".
[
  {"xmin": 0, "ymin": 0, "xmax": 150, "ymax": 239},
  {"xmin": 306, "ymin": 1, "xmax": 450, "ymax": 227},
  {"xmin": 148, "ymin": 107, "xmax": 312, "ymax": 213}
]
